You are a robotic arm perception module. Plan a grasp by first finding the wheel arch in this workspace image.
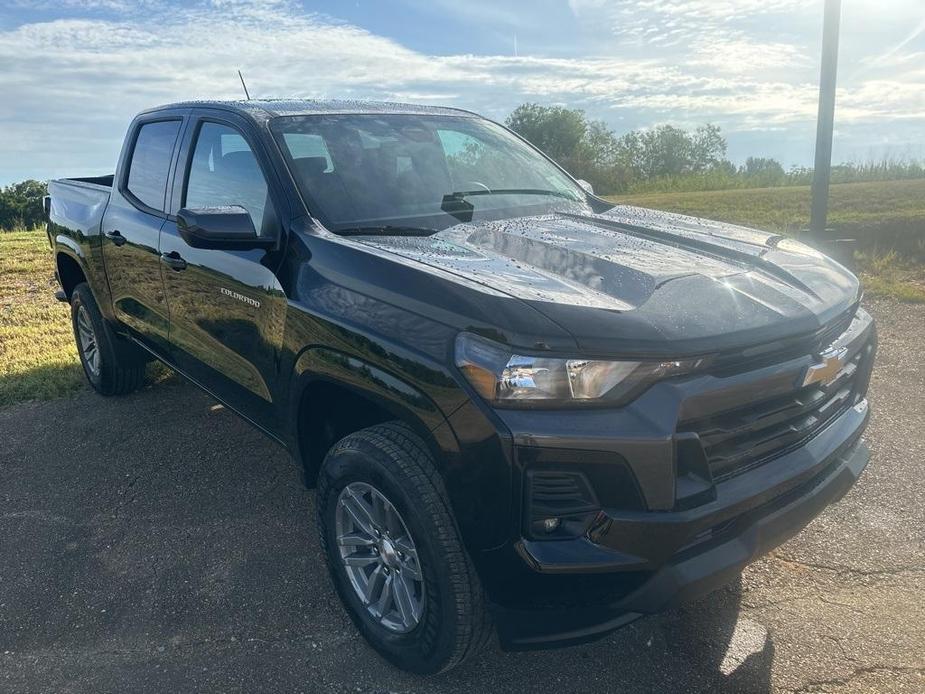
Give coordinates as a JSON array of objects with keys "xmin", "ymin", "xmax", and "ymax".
[
  {"xmin": 290, "ymin": 347, "xmax": 459, "ymax": 488},
  {"xmin": 55, "ymin": 249, "xmax": 89, "ymax": 300}
]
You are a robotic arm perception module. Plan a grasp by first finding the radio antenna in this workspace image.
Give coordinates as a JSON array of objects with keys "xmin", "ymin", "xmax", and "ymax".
[{"xmin": 237, "ymin": 70, "xmax": 251, "ymax": 100}]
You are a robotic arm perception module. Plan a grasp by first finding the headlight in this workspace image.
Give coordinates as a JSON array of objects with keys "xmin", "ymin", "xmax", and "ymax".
[{"xmin": 455, "ymin": 333, "xmax": 707, "ymax": 407}]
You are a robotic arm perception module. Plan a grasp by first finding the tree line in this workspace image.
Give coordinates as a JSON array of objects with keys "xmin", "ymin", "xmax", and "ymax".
[
  {"xmin": 505, "ymin": 103, "xmax": 925, "ymax": 195},
  {"xmin": 1, "ymin": 179, "xmax": 47, "ymax": 231}
]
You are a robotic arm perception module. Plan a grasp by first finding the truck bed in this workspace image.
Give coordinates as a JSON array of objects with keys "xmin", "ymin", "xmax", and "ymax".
[
  {"xmin": 64, "ymin": 174, "xmax": 115, "ymax": 188},
  {"xmin": 47, "ymin": 175, "xmax": 114, "ymax": 239}
]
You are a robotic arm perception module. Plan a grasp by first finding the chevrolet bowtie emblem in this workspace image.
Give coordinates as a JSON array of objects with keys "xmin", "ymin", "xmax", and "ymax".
[{"xmin": 802, "ymin": 347, "xmax": 847, "ymax": 387}]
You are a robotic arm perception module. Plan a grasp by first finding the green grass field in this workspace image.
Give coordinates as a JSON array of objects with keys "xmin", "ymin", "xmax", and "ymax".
[
  {"xmin": 0, "ymin": 229, "xmax": 84, "ymax": 406},
  {"xmin": 1, "ymin": 178, "xmax": 923, "ymax": 406},
  {"xmin": 610, "ymin": 179, "xmax": 925, "ymax": 238}
]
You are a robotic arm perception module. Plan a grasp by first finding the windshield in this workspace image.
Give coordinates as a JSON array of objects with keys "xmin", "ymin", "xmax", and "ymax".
[{"xmin": 271, "ymin": 114, "xmax": 591, "ymax": 233}]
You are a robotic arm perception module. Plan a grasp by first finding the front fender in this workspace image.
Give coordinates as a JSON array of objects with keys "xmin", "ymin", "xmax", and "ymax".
[
  {"xmin": 289, "ymin": 346, "xmax": 461, "ymax": 463},
  {"xmin": 288, "ymin": 345, "xmax": 516, "ymax": 552}
]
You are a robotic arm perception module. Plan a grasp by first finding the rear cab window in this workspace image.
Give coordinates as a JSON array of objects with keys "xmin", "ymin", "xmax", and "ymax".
[{"xmin": 125, "ymin": 120, "xmax": 182, "ymax": 212}]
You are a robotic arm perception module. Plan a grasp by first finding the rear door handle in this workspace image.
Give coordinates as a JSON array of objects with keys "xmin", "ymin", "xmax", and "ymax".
[
  {"xmin": 104, "ymin": 229, "xmax": 126, "ymax": 247},
  {"xmin": 160, "ymin": 251, "xmax": 187, "ymax": 271}
]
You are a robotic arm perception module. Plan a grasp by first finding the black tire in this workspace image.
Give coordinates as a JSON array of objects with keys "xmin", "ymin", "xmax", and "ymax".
[
  {"xmin": 70, "ymin": 282, "xmax": 146, "ymax": 396},
  {"xmin": 317, "ymin": 422, "xmax": 490, "ymax": 674}
]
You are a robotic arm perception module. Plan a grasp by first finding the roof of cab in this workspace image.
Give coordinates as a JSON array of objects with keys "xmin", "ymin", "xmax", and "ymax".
[{"xmin": 141, "ymin": 99, "xmax": 478, "ymax": 124}]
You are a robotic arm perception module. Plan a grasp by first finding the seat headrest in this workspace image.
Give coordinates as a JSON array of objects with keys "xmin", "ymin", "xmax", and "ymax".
[
  {"xmin": 293, "ymin": 156, "xmax": 329, "ymax": 179},
  {"xmin": 220, "ymin": 151, "xmax": 260, "ymax": 177}
]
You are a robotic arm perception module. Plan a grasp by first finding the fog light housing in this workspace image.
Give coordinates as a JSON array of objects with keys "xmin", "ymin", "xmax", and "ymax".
[
  {"xmin": 542, "ymin": 517, "xmax": 561, "ymax": 533},
  {"xmin": 525, "ymin": 470, "xmax": 599, "ymax": 540}
]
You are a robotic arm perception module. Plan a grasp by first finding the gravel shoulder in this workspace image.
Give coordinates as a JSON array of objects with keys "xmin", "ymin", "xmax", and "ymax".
[{"xmin": 1, "ymin": 298, "xmax": 922, "ymax": 693}]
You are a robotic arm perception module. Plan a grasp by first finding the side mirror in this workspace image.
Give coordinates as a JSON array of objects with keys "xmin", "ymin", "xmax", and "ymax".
[
  {"xmin": 177, "ymin": 206, "xmax": 273, "ymax": 250},
  {"xmin": 576, "ymin": 179, "xmax": 594, "ymax": 195}
]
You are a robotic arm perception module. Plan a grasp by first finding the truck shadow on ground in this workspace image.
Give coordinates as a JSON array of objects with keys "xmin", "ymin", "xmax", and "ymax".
[
  {"xmin": 443, "ymin": 577, "xmax": 775, "ymax": 694},
  {"xmin": 0, "ymin": 378, "xmax": 774, "ymax": 693}
]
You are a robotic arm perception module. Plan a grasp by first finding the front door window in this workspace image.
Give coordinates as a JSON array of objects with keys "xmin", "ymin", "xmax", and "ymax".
[{"xmin": 185, "ymin": 122, "xmax": 274, "ymax": 235}]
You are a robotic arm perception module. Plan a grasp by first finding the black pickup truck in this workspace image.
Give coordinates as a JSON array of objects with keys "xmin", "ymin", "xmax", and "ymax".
[{"xmin": 47, "ymin": 100, "xmax": 876, "ymax": 674}]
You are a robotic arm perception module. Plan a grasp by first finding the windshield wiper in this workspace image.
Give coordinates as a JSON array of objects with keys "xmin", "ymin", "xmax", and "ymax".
[
  {"xmin": 334, "ymin": 190, "xmax": 581, "ymax": 233},
  {"xmin": 332, "ymin": 225, "xmax": 441, "ymax": 237},
  {"xmin": 440, "ymin": 188, "xmax": 579, "ymax": 222},
  {"xmin": 445, "ymin": 188, "xmax": 578, "ymax": 201}
]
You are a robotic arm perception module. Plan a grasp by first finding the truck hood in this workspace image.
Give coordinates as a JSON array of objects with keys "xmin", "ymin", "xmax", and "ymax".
[{"xmin": 353, "ymin": 206, "xmax": 860, "ymax": 356}]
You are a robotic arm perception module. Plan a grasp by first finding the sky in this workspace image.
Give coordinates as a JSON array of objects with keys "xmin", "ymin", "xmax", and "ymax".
[{"xmin": 0, "ymin": 0, "xmax": 923, "ymax": 185}]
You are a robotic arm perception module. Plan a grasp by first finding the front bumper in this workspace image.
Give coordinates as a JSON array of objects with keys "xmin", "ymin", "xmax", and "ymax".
[
  {"xmin": 446, "ymin": 308, "xmax": 876, "ymax": 649},
  {"xmin": 490, "ymin": 400, "xmax": 869, "ymax": 649}
]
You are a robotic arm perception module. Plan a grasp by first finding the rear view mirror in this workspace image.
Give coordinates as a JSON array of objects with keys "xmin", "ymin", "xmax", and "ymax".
[{"xmin": 177, "ymin": 206, "xmax": 273, "ymax": 250}]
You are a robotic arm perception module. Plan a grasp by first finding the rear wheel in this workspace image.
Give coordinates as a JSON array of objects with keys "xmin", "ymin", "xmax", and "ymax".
[
  {"xmin": 70, "ymin": 282, "xmax": 146, "ymax": 396},
  {"xmin": 317, "ymin": 422, "xmax": 490, "ymax": 674}
]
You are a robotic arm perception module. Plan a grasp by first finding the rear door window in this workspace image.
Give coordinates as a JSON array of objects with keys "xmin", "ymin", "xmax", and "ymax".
[{"xmin": 126, "ymin": 120, "xmax": 182, "ymax": 212}]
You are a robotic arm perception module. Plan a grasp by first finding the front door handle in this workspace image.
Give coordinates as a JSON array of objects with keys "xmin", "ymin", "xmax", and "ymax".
[
  {"xmin": 104, "ymin": 229, "xmax": 126, "ymax": 247},
  {"xmin": 160, "ymin": 251, "xmax": 187, "ymax": 271}
]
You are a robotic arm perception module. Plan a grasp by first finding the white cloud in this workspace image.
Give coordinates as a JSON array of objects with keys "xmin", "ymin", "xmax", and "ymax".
[
  {"xmin": 0, "ymin": 0, "xmax": 922, "ymax": 183},
  {"xmin": 690, "ymin": 38, "xmax": 809, "ymax": 75},
  {"xmin": 571, "ymin": 0, "xmax": 813, "ymax": 47}
]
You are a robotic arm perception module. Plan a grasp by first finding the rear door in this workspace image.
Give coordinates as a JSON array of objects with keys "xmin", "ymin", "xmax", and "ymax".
[
  {"xmin": 101, "ymin": 113, "xmax": 186, "ymax": 352},
  {"xmin": 159, "ymin": 111, "xmax": 289, "ymax": 430}
]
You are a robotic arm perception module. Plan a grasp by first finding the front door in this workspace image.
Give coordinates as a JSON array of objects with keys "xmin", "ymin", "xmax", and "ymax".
[
  {"xmin": 101, "ymin": 117, "xmax": 184, "ymax": 352},
  {"xmin": 159, "ymin": 116, "xmax": 288, "ymax": 430}
]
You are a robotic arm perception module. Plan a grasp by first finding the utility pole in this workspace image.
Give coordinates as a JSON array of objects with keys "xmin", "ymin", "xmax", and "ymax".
[{"xmin": 809, "ymin": 0, "xmax": 842, "ymax": 235}]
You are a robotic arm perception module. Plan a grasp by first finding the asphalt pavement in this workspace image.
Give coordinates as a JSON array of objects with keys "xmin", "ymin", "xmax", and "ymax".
[{"xmin": 1, "ymin": 298, "xmax": 923, "ymax": 693}]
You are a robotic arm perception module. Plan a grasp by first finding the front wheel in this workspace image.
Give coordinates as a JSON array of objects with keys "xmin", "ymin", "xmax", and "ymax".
[
  {"xmin": 70, "ymin": 282, "xmax": 146, "ymax": 396},
  {"xmin": 317, "ymin": 422, "xmax": 490, "ymax": 674}
]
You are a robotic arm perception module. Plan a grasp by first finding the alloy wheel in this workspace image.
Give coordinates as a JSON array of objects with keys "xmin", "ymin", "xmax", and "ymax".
[
  {"xmin": 76, "ymin": 304, "xmax": 100, "ymax": 377},
  {"xmin": 334, "ymin": 482, "xmax": 425, "ymax": 633}
]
